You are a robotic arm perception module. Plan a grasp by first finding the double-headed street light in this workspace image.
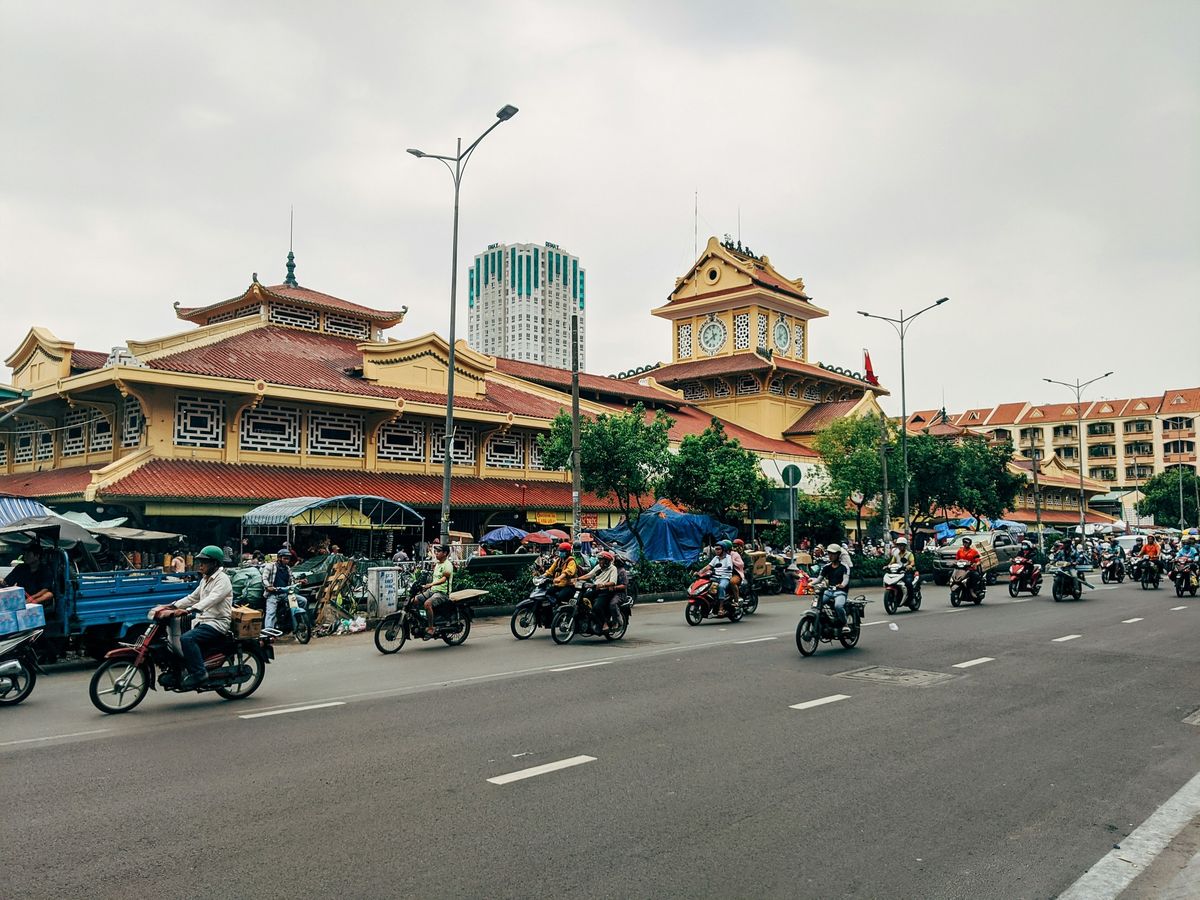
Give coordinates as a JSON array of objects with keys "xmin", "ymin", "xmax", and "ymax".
[
  {"xmin": 1043, "ymin": 371, "xmax": 1113, "ymax": 538},
  {"xmin": 858, "ymin": 297, "xmax": 949, "ymax": 541},
  {"xmin": 408, "ymin": 104, "xmax": 518, "ymax": 548}
]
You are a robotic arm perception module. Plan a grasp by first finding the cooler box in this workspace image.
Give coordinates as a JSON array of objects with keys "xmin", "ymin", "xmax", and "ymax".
[
  {"xmin": 0, "ymin": 586, "xmax": 26, "ymax": 612},
  {"xmin": 231, "ymin": 605, "xmax": 263, "ymax": 638},
  {"xmin": 367, "ymin": 567, "xmax": 402, "ymax": 617},
  {"xmin": 17, "ymin": 604, "xmax": 46, "ymax": 631},
  {"xmin": 0, "ymin": 611, "xmax": 17, "ymax": 636}
]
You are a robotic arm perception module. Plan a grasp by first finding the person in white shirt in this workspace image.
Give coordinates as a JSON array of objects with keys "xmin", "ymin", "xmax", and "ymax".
[
  {"xmin": 697, "ymin": 541, "xmax": 735, "ymax": 615},
  {"xmin": 156, "ymin": 545, "xmax": 232, "ymax": 689}
]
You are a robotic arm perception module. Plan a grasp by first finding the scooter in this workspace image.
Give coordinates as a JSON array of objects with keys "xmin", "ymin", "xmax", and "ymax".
[
  {"xmin": 510, "ymin": 576, "xmax": 559, "ymax": 639},
  {"xmin": 949, "ymin": 560, "xmax": 986, "ymax": 606},
  {"xmin": 88, "ymin": 608, "xmax": 274, "ymax": 714},
  {"xmin": 882, "ymin": 563, "xmax": 922, "ymax": 613},
  {"xmin": 373, "ymin": 571, "xmax": 488, "ymax": 654},
  {"xmin": 795, "ymin": 578, "xmax": 871, "ymax": 656},
  {"xmin": 550, "ymin": 585, "xmax": 633, "ymax": 644},
  {"xmin": 1007, "ymin": 558, "xmax": 1043, "ymax": 597},
  {"xmin": 1050, "ymin": 560, "xmax": 1094, "ymax": 602},
  {"xmin": 1169, "ymin": 557, "xmax": 1198, "ymax": 598},
  {"xmin": 684, "ymin": 574, "xmax": 743, "ymax": 625},
  {"xmin": 0, "ymin": 628, "xmax": 43, "ymax": 706},
  {"xmin": 1099, "ymin": 552, "xmax": 1125, "ymax": 584}
]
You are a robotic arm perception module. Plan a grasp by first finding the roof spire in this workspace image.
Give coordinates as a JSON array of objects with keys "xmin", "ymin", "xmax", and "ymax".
[{"xmin": 283, "ymin": 206, "xmax": 298, "ymax": 287}]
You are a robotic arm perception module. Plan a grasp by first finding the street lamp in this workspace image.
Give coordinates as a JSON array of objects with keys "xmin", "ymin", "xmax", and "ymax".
[
  {"xmin": 858, "ymin": 297, "xmax": 949, "ymax": 541},
  {"xmin": 1043, "ymin": 371, "xmax": 1113, "ymax": 538},
  {"xmin": 408, "ymin": 103, "xmax": 519, "ymax": 548}
]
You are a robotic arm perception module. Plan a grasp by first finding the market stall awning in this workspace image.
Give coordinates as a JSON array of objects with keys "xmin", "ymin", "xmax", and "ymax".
[
  {"xmin": 0, "ymin": 495, "xmax": 52, "ymax": 527},
  {"xmin": 0, "ymin": 515, "xmax": 101, "ymax": 551},
  {"xmin": 242, "ymin": 495, "xmax": 424, "ymax": 530}
]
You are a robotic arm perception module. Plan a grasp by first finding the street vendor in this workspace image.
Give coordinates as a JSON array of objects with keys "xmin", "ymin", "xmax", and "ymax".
[{"xmin": 3, "ymin": 542, "xmax": 57, "ymax": 608}]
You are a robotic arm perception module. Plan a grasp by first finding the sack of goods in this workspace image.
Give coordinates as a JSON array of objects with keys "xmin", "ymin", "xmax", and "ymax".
[
  {"xmin": 231, "ymin": 605, "xmax": 264, "ymax": 638},
  {"xmin": 17, "ymin": 604, "xmax": 46, "ymax": 631},
  {"xmin": 0, "ymin": 585, "xmax": 27, "ymax": 613}
]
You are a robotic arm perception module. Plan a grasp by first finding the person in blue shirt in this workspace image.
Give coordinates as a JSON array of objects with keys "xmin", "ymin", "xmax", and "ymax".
[{"xmin": 1179, "ymin": 536, "xmax": 1198, "ymax": 560}]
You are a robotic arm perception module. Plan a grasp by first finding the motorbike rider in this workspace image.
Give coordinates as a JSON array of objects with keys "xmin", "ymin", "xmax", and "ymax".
[
  {"xmin": 260, "ymin": 548, "xmax": 294, "ymax": 633},
  {"xmin": 576, "ymin": 550, "xmax": 624, "ymax": 631},
  {"xmin": 696, "ymin": 541, "xmax": 734, "ymax": 616},
  {"xmin": 155, "ymin": 545, "xmax": 232, "ymax": 690},
  {"xmin": 890, "ymin": 536, "xmax": 917, "ymax": 602},
  {"xmin": 1142, "ymin": 535, "xmax": 1162, "ymax": 575},
  {"xmin": 421, "ymin": 544, "xmax": 454, "ymax": 635},
  {"xmin": 956, "ymin": 536, "xmax": 984, "ymax": 596},
  {"xmin": 544, "ymin": 542, "xmax": 579, "ymax": 606},
  {"xmin": 1180, "ymin": 536, "xmax": 1199, "ymax": 560},
  {"xmin": 819, "ymin": 543, "xmax": 852, "ymax": 632},
  {"xmin": 2, "ymin": 542, "xmax": 57, "ymax": 609},
  {"xmin": 730, "ymin": 539, "xmax": 747, "ymax": 602}
]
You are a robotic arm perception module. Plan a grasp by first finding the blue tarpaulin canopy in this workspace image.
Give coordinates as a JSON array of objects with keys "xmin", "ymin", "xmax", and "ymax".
[
  {"xmin": 596, "ymin": 502, "xmax": 737, "ymax": 564},
  {"xmin": 481, "ymin": 525, "xmax": 529, "ymax": 543},
  {"xmin": 0, "ymin": 496, "xmax": 52, "ymax": 528}
]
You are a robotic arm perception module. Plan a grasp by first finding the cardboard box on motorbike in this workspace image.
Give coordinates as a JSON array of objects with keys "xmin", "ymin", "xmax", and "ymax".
[
  {"xmin": 231, "ymin": 605, "xmax": 264, "ymax": 638},
  {"xmin": 978, "ymin": 547, "xmax": 999, "ymax": 575}
]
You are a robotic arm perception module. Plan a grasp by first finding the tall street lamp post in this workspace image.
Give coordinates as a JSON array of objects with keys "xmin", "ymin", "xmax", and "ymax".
[
  {"xmin": 1043, "ymin": 371, "xmax": 1113, "ymax": 538},
  {"xmin": 408, "ymin": 104, "xmax": 518, "ymax": 548},
  {"xmin": 858, "ymin": 297, "xmax": 949, "ymax": 541}
]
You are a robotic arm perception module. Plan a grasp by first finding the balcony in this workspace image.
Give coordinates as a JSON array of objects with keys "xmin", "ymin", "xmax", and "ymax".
[
  {"xmin": 1087, "ymin": 423, "xmax": 1115, "ymax": 437},
  {"xmin": 1123, "ymin": 420, "xmax": 1154, "ymax": 435},
  {"xmin": 1051, "ymin": 430, "xmax": 1078, "ymax": 443},
  {"xmin": 1164, "ymin": 452, "xmax": 1197, "ymax": 466},
  {"xmin": 1088, "ymin": 444, "xmax": 1117, "ymax": 459},
  {"xmin": 1018, "ymin": 431, "xmax": 1044, "ymax": 446}
]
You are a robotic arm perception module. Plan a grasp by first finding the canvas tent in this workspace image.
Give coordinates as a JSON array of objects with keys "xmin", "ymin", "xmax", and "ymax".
[{"xmin": 597, "ymin": 502, "xmax": 737, "ymax": 564}]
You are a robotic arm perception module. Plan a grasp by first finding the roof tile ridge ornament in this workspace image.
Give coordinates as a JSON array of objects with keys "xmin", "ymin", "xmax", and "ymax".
[{"xmin": 284, "ymin": 251, "xmax": 298, "ymax": 288}]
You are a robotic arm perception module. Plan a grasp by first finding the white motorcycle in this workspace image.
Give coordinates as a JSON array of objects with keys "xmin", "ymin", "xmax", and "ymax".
[{"xmin": 882, "ymin": 563, "xmax": 921, "ymax": 615}]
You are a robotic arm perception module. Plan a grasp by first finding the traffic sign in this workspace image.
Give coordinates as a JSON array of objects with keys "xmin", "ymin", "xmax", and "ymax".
[{"xmin": 781, "ymin": 464, "xmax": 802, "ymax": 487}]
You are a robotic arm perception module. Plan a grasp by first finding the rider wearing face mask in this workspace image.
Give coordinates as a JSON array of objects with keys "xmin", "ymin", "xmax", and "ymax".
[
  {"xmin": 545, "ymin": 542, "xmax": 579, "ymax": 605},
  {"xmin": 820, "ymin": 543, "xmax": 852, "ymax": 632},
  {"xmin": 577, "ymin": 550, "xmax": 623, "ymax": 631}
]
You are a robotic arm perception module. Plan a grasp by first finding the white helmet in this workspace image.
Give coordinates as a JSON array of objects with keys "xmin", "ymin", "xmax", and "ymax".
[
  {"xmin": 826, "ymin": 543, "xmax": 843, "ymax": 555},
  {"xmin": 895, "ymin": 537, "xmax": 908, "ymax": 546}
]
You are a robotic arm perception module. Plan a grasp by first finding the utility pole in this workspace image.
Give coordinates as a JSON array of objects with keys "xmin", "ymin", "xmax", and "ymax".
[
  {"xmin": 1044, "ymin": 371, "xmax": 1113, "ymax": 539},
  {"xmin": 570, "ymin": 311, "xmax": 581, "ymax": 540},
  {"xmin": 879, "ymin": 416, "xmax": 890, "ymax": 541},
  {"xmin": 1030, "ymin": 439, "xmax": 1044, "ymax": 552}
]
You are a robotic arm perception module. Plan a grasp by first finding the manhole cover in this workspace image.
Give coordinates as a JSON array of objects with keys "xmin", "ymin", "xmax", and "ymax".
[{"xmin": 835, "ymin": 665, "xmax": 956, "ymax": 687}]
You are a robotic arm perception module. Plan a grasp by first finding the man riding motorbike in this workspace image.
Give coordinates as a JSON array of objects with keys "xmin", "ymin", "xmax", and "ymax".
[
  {"xmin": 956, "ymin": 536, "xmax": 984, "ymax": 596},
  {"xmin": 890, "ymin": 536, "xmax": 917, "ymax": 603},
  {"xmin": 260, "ymin": 548, "xmax": 294, "ymax": 633},
  {"xmin": 421, "ymin": 544, "xmax": 455, "ymax": 635},
  {"xmin": 544, "ymin": 542, "xmax": 579, "ymax": 606},
  {"xmin": 576, "ymin": 550, "xmax": 624, "ymax": 632},
  {"xmin": 696, "ymin": 541, "xmax": 735, "ymax": 616},
  {"xmin": 1142, "ymin": 535, "xmax": 1162, "ymax": 575},
  {"xmin": 819, "ymin": 543, "xmax": 852, "ymax": 633},
  {"xmin": 153, "ymin": 545, "xmax": 232, "ymax": 689}
]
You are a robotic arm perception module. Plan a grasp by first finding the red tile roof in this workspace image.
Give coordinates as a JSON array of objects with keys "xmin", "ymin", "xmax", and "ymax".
[
  {"xmin": 783, "ymin": 400, "xmax": 862, "ymax": 435},
  {"xmin": 177, "ymin": 283, "xmax": 405, "ymax": 324},
  {"xmin": 492, "ymin": 356, "xmax": 682, "ymax": 405},
  {"xmin": 664, "ymin": 405, "xmax": 819, "ymax": 457},
  {"xmin": 0, "ymin": 466, "xmax": 96, "ymax": 499},
  {"xmin": 100, "ymin": 459, "xmax": 625, "ymax": 510},
  {"xmin": 1102, "ymin": 396, "xmax": 1160, "ymax": 420},
  {"xmin": 70, "ymin": 349, "xmax": 109, "ymax": 371},
  {"xmin": 1161, "ymin": 388, "xmax": 1200, "ymax": 414},
  {"xmin": 144, "ymin": 326, "xmax": 561, "ymax": 418},
  {"xmin": 985, "ymin": 403, "xmax": 1028, "ymax": 426}
]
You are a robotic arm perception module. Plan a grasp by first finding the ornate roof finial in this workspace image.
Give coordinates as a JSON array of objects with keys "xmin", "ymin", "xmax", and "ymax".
[{"xmin": 283, "ymin": 206, "xmax": 298, "ymax": 287}]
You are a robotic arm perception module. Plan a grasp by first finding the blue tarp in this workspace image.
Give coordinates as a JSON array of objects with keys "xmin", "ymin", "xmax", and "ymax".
[
  {"xmin": 0, "ymin": 496, "xmax": 52, "ymax": 528},
  {"xmin": 596, "ymin": 502, "xmax": 737, "ymax": 564},
  {"xmin": 481, "ymin": 525, "xmax": 529, "ymax": 543}
]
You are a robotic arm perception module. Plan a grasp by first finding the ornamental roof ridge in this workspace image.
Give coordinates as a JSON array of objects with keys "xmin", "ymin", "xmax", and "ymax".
[{"xmin": 175, "ymin": 280, "xmax": 407, "ymax": 325}]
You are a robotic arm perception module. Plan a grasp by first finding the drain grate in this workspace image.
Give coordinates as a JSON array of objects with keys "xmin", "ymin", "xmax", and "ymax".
[{"xmin": 835, "ymin": 665, "xmax": 956, "ymax": 687}]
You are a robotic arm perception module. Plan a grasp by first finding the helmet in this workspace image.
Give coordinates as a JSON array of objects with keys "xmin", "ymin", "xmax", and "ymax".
[
  {"xmin": 599, "ymin": 551, "xmax": 615, "ymax": 561},
  {"xmin": 277, "ymin": 548, "xmax": 292, "ymax": 559},
  {"xmin": 719, "ymin": 540, "xmax": 733, "ymax": 550},
  {"xmin": 558, "ymin": 542, "xmax": 572, "ymax": 552},
  {"xmin": 733, "ymin": 539, "xmax": 745, "ymax": 547},
  {"xmin": 197, "ymin": 545, "xmax": 225, "ymax": 564},
  {"xmin": 962, "ymin": 536, "xmax": 973, "ymax": 546},
  {"xmin": 895, "ymin": 537, "xmax": 908, "ymax": 546},
  {"xmin": 1020, "ymin": 540, "xmax": 1032, "ymax": 550},
  {"xmin": 826, "ymin": 543, "xmax": 843, "ymax": 555}
]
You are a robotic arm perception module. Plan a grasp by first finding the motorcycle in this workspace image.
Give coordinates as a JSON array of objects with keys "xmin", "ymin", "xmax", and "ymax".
[
  {"xmin": 373, "ymin": 571, "xmax": 485, "ymax": 654},
  {"xmin": 1050, "ymin": 560, "xmax": 1093, "ymax": 602},
  {"xmin": 0, "ymin": 628, "xmax": 43, "ymax": 706},
  {"xmin": 1007, "ymin": 558, "xmax": 1043, "ymax": 597},
  {"xmin": 550, "ymin": 585, "xmax": 633, "ymax": 644},
  {"xmin": 684, "ymin": 574, "xmax": 743, "ymax": 625},
  {"xmin": 510, "ymin": 576, "xmax": 560, "ymax": 639},
  {"xmin": 949, "ymin": 560, "xmax": 986, "ymax": 606},
  {"xmin": 1133, "ymin": 556, "xmax": 1161, "ymax": 591},
  {"xmin": 1169, "ymin": 557, "xmax": 1198, "ymax": 598},
  {"xmin": 1099, "ymin": 552, "xmax": 1125, "ymax": 584},
  {"xmin": 88, "ymin": 609, "xmax": 273, "ymax": 714},
  {"xmin": 796, "ymin": 578, "xmax": 871, "ymax": 656},
  {"xmin": 882, "ymin": 563, "xmax": 922, "ymax": 614},
  {"xmin": 736, "ymin": 573, "xmax": 760, "ymax": 615}
]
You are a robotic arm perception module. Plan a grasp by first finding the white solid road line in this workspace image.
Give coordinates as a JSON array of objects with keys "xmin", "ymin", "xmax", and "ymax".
[
  {"xmin": 487, "ymin": 755, "xmax": 596, "ymax": 785},
  {"xmin": 952, "ymin": 657, "xmax": 994, "ymax": 669},
  {"xmin": 862, "ymin": 620, "xmax": 893, "ymax": 627},
  {"xmin": 1052, "ymin": 634, "xmax": 1082, "ymax": 642},
  {"xmin": 1122, "ymin": 618, "xmax": 1144, "ymax": 624},
  {"xmin": 1059, "ymin": 769, "xmax": 1200, "ymax": 900},
  {"xmin": 239, "ymin": 701, "xmax": 346, "ymax": 720},
  {"xmin": 790, "ymin": 694, "xmax": 851, "ymax": 711},
  {"xmin": 550, "ymin": 661, "xmax": 613, "ymax": 673},
  {"xmin": 0, "ymin": 728, "xmax": 110, "ymax": 747},
  {"xmin": 1171, "ymin": 605, "xmax": 1188, "ymax": 611},
  {"xmin": 735, "ymin": 636, "xmax": 778, "ymax": 644}
]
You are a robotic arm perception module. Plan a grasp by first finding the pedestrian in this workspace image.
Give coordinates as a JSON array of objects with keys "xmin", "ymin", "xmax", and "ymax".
[{"xmin": 171, "ymin": 548, "xmax": 187, "ymax": 575}]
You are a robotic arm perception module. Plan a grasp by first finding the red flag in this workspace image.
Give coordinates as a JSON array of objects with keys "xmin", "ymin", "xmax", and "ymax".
[{"xmin": 863, "ymin": 349, "xmax": 880, "ymax": 386}]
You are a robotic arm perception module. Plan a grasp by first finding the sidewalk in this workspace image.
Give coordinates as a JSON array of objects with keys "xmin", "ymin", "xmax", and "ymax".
[{"xmin": 1119, "ymin": 815, "xmax": 1200, "ymax": 899}]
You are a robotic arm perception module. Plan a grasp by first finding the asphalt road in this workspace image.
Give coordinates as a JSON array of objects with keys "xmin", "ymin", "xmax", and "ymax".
[{"xmin": 3, "ymin": 578, "xmax": 1198, "ymax": 899}]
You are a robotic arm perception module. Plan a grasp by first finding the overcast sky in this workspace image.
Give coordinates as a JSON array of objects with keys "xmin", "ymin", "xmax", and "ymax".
[{"xmin": 2, "ymin": 1, "xmax": 1197, "ymax": 414}]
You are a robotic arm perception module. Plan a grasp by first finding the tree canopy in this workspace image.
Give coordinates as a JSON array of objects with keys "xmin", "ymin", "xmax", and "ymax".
[
  {"xmin": 661, "ymin": 418, "xmax": 772, "ymax": 524},
  {"xmin": 813, "ymin": 414, "xmax": 887, "ymax": 541},
  {"xmin": 1137, "ymin": 467, "xmax": 1198, "ymax": 528}
]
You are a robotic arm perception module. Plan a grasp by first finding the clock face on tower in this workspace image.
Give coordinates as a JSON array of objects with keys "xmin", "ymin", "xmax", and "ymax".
[
  {"xmin": 699, "ymin": 319, "xmax": 727, "ymax": 355},
  {"xmin": 773, "ymin": 319, "xmax": 791, "ymax": 352}
]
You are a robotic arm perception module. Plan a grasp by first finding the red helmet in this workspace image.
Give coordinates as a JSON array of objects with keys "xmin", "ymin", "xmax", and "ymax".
[
  {"xmin": 558, "ymin": 542, "xmax": 572, "ymax": 552},
  {"xmin": 733, "ymin": 539, "xmax": 745, "ymax": 546},
  {"xmin": 599, "ymin": 551, "xmax": 615, "ymax": 561}
]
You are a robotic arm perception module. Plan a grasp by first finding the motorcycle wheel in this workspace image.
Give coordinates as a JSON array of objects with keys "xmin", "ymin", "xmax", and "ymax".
[
  {"xmin": 89, "ymin": 659, "xmax": 149, "ymax": 714},
  {"xmin": 973, "ymin": 591, "xmax": 983, "ymax": 605},
  {"xmin": 1176, "ymin": 582, "xmax": 1185, "ymax": 598},
  {"xmin": 1073, "ymin": 587, "xmax": 1082, "ymax": 601},
  {"xmin": 950, "ymin": 587, "xmax": 962, "ymax": 607},
  {"xmin": 1141, "ymin": 575, "xmax": 1151, "ymax": 591},
  {"xmin": 293, "ymin": 616, "xmax": 312, "ymax": 645},
  {"xmin": 1031, "ymin": 580, "xmax": 1042, "ymax": 597},
  {"xmin": 839, "ymin": 613, "xmax": 861, "ymax": 649},
  {"xmin": 605, "ymin": 613, "xmax": 628, "ymax": 641},
  {"xmin": 215, "ymin": 647, "xmax": 265, "ymax": 700},
  {"xmin": 684, "ymin": 603, "xmax": 704, "ymax": 626},
  {"xmin": 796, "ymin": 617, "xmax": 819, "ymax": 656},
  {"xmin": 883, "ymin": 590, "xmax": 898, "ymax": 615},
  {"xmin": 742, "ymin": 594, "xmax": 759, "ymax": 615},
  {"xmin": 373, "ymin": 614, "xmax": 407, "ymax": 654},
  {"xmin": 727, "ymin": 605, "xmax": 744, "ymax": 623},
  {"xmin": 1008, "ymin": 580, "xmax": 1020, "ymax": 598},
  {"xmin": 510, "ymin": 606, "xmax": 538, "ymax": 640},
  {"xmin": 0, "ymin": 660, "xmax": 35, "ymax": 706},
  {"xmin": 1117, "ymin": 572, "xmax": 1125, "ymax": 583},
  {"xmin": 910, "ymin": 589, "xmax": 922, "ymax": 611},
  {"xmin": 551, "ymin": 608, "xmax": 576, "ymax": 645},
  {"xmin": 1101, "ymin": 570, "xmax": 1111, "ymax": 584},
  {"xmin": 1052, "ymin": 580, "xmax": 1064, "ymax": 602},
  {"xmin": 443, "ymin": 616, "xmax": 471, "ymax": 646}
]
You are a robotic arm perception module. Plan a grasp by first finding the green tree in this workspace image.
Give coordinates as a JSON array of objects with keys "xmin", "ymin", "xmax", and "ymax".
[
  {"xmin": 813, "ymin": 415, "xmax": 887, "ymax": 543},
  {"xmin": 762, "ymin": 496, "xmax": 847, "ymax": 547},
  {"xmin": 895, "ymin": 433, "xmax": 963, "ymax": 525},
  {"xmin": 1137, "ymin": 467, "xmax": 1198, "ymax": 528},
  {"xmin": 538, "ymin": 403, "xmax": 674, "ymax": 556},
  {"xmin": 661, "ymin": 418, "xmax": 772, "ymax": 524},
  {"xmin": 956, "ymin": 439, "xmax": 1025, "ymax": 527}
]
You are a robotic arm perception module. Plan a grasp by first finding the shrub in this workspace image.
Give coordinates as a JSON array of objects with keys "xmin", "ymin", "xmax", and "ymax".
[
  {"xmin": 452, "ymin": 568, "xmax": 533, "ymax": 607},
  {"xmin": 631, "ymin": 560, "xmax": 692, "ymax": 594}
]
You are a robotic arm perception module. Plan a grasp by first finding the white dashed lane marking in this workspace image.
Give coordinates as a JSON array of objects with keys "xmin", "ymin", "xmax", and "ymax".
[
  {"xmin": 550, "ymin": 661, "xmax": 613, "ymax": 673},
  {"xmin": 1171, "ymin": 606, "xmax": 1188, "ymax": 611},
  {"xmin": 1122, "ymin": 618, "xmax": 1144, "ymax": 624},
  {"xmin": 952, "ymin": 657, "xmax": 994, "ymax": 669},
  {"xmin": 239, "ymin": 701, "xmax": 345, "ymax": 719},
  {"xmin": 735, "ymin": 636, "xmax": 778, "ymax": 644},
  {"xmin": 487, "ymin": 755, "xmax": 596, "ymax": 785},
  {"xmin": 1052, "ymin": 634, "xmax": 1082, "ymax": 643},
  {"xmin": 790, "ymin": 694, "xmax": 851, "ymax": 711}
]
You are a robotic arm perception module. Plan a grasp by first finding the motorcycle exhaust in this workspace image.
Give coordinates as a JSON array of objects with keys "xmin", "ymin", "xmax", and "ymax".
[{"xmin": 0, "ymin": 659, "xmax": 23, "ymax": 677}]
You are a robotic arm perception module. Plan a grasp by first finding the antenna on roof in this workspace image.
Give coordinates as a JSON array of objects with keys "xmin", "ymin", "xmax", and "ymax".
[
  {"xmin": 694, "ymin": 190, "xmax": 698, "ymax": 258},
  {"xmin": 737, "ymin": 206, "xmax": 741, "ymax": 245},
  {"xmin": 284, "ymin": 206, "xmax": 298, "ymax": 287}
]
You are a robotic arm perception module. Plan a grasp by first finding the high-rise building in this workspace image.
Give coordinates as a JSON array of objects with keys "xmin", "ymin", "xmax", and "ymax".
[{"xmin": 467, "ymin": 241, "xmax": 586, "ymax": 369}]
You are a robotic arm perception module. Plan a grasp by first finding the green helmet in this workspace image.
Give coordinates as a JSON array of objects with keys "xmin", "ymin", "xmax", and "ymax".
[
  {"xmin": 197, "ymin": 545, "xmax": 225, "ymax": 565},
  {"xmin": 719, "ymin": 539, "xmax": 733, "ymax": 550}
]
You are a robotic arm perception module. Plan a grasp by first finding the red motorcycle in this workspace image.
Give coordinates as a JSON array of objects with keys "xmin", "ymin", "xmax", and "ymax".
[
  {"xmin": 88, "ymin": 608, "xmax": 273, "ymax": 714},
  {"xmin": 684, "ymin": 574, "xmax": 743, "ymax": 625},
  {"xmin": 1007, "ymin": 557, "xmax": 1043, "ymax": 597}
]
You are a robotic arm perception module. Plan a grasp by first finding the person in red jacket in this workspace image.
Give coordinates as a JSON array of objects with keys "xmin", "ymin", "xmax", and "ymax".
[{"xmin": 956, "ymin": 536, "xmax": 984, "ymax": 594}]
